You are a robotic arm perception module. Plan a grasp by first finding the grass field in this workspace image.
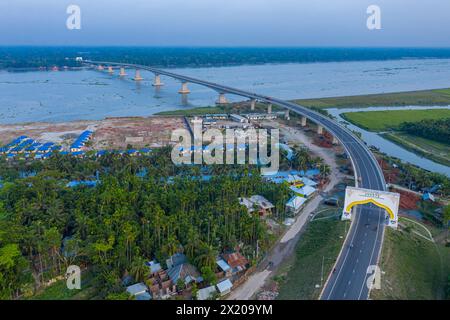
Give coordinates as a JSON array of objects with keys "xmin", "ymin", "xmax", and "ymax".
[
  {"xmin": 293, "ymin": 88, "xmax": 450, "ymax": 109},
  {"xmin": 276, "ymin": 217, "xmax": 349, "ymax": 300},
  {"xmin": 371, "ymin": 221, "xmax": 450, "ymax": 300},
  {"xmin": 340, "ymin": 108, "xmax": 450, "ymax": 132},
  {"xmin": 29, "ymin": 272, "xmax": 97, "ymax": 300},
  {"xmin": 383, "ymin": 132, "xmax": 450, "ymax": 167}
]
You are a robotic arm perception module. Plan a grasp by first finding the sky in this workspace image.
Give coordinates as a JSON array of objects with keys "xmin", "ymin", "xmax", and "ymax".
[{"xmin": 0, "ymin": 0, "xmax": 449, "ymax": 47}]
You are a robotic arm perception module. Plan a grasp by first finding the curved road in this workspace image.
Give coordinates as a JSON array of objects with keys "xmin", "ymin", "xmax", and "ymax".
[{"xmin": 86, "ymin": 60, "xmax": 387, "ymax": 300}]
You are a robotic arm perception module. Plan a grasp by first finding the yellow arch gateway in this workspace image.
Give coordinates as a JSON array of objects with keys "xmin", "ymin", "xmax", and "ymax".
[
  {"xmin": 345, "ymin": 199, "xmax": 395, "ymax": 220},
  {"xmin": 342, "ymin": 186, "xmax": 400, "ymax": 229}
]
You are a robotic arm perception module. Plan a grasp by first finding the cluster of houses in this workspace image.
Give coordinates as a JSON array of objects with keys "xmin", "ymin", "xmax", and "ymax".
[
  {"xmin": 0, "ymin": 135, "xmax": 62, "ymax": 160},
  {"xmin": 126, "ymin": 251, "xmax": 249, "ymax": 300},
  {"xmin": 69, "ymin": 130, "xmax": 94, "ymax": 153},
  {"xmin": 0, "ymin": 131, "xmax": 153, "ymax": 161}
]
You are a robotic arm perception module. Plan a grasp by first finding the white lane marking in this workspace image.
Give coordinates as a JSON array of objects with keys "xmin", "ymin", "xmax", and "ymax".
[
  {"xmin": 325, "ymin": 202, "xmax": 363, "ymax": 299},
  {"xmin": 357, "ymin": 154, "xmax": 386, "ymax": 300}
]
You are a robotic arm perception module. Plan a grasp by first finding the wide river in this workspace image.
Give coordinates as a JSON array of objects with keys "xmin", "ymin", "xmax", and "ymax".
[{"xmin": 1, "ymin": 58, "xmax": 449, "ymax": 174}]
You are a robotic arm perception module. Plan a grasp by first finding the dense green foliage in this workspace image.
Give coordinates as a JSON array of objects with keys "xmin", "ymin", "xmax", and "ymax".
[
  {"xmin": 0, "ymin": 147, "xmax": 322, "ymax": 299},
  {"xmin": 3, "ymin": 47, "xmax": 450, "ymax": 69},
  {"xmin": 400, "ymin": 118, "xmax": 450, "ymax": 145}
]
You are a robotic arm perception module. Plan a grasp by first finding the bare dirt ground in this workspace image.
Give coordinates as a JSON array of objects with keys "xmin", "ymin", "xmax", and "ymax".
[
  {"xmin": 228, "ymin": 121, "xmax": 346, "ymax": 300},
  {"xmin": 0, "ymin": 116, "xmax": 186, "ymax": 150}
]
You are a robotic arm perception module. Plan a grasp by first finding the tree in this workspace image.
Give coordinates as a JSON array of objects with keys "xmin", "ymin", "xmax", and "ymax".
[{"xmin": 130, "ymin": 257, "xmax": 149, "ymax": 283}]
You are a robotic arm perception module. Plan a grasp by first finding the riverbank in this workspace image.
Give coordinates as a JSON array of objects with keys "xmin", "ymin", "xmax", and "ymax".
[
  {"xmin": 339, "ymin": 109, "xmax": 450, "ymax": 167},
  {"xmin": 293, "ymin": 88, "xmax": 450, "ymax": 109},
  {"xmin": 340, "ymin": 108, "xmax": 450, "ymax": 132},
  {"xmin": 382, "ymin": 132, "xmax": 450, "ymax": 167}
]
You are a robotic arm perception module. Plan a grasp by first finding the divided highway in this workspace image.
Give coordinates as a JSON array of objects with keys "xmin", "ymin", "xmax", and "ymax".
[{"xmin": 86, "ymin": 60, "xmax": 388, "ymax": 300}]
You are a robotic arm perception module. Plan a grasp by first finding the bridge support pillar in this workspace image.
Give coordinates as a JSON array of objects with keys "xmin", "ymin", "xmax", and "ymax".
[
  {"xmin": 179, "ymin": 82, "xmax": 191, "ymax": 94},
  {"xmin": 119, "ymin": 67, "xmax": 127, "ymax": 77},
  {"xmin": 152, "ymin": 74, "xmax": 164, "ymax": 86},
  {"xmin": 285, "ymin": 109, "xmax": 290, "ymax": 120},
  {"xmin": 108, "ymin": 66, "xmax": 114, "ymax": 74},
  {"xmin": 133, "ymin": 69, "xmax": 144, "ymax": 81},
  {"xmin": 267, "ymin": 103, "xmax": 272, "ymax": 114},
  {"xmin": 332, "ymin": 136, "xmax": 339, "ymax": 145},
  {"xmin": 216, "ymin": 93, "xmax": 229, "ymax": 105},
  {"xmin": 317, "ymin": 125, "xmax": 324, "ymax": 135},
  {"xmin": 301, "ymin": 116, "xmax": 307, "ymax": 127},
  {"xmin": 250, "ymin": 99, "xmax": 256, "ymax": 111}
]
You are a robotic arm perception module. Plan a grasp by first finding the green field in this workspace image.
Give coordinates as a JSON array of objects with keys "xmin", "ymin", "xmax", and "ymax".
[
  {"xmin": 371, "ymin": 221, "xmax": 450, "ymax": 300},
  {"xmin": 383, "ymin": 132, "xmax": 450, "ymax": 167},
  {"xmin": 341, "ymin": 108, "xmax": 450, "ymax": 132},
  {"xmin": 276, "ymin": 217, "xmax": 349, "ymax": 300},
  {"xmin": 293, "ymin": 88, "xmax": 450, "ymax": 109}
]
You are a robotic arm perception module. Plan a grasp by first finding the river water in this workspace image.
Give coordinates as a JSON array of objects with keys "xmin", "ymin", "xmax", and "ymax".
[
  {"xmin": 0, "ymin": 58, "xmax": 449, "ymax": 174},
  {"xmin": 328, "ymin": 106, "xmax": 450, "ymax": 176}
]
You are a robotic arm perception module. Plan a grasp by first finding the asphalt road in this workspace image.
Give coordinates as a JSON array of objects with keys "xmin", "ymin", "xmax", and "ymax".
[{"xmin": 86, "ymin": 60, "xmax": 388, "ymax": 300}]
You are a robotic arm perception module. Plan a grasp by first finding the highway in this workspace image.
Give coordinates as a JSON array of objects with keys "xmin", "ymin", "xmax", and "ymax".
[{"xmin": 86, "ymin": 60, "xmax": 388, "ymax": 300}]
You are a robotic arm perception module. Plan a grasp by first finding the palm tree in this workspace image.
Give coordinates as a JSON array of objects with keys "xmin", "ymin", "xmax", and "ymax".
[
  {"xmin": 195, "ymin": 242, "xmax": 217, "ymax": 270},
  {"xmin": 130, "ymin": 257, "xmax": 149, "ymax": 283}
]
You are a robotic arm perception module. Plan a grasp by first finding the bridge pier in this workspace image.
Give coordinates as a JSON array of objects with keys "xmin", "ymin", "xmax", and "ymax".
[
  {"xmin": 250, "ymin": 99, "xmax": 256, "ymax": 111},
  {"xmin": 317, "ymin": 125, "xmax": 324, "ymax": 135},
  {"xmin": 119, "ymin": 67, "xmax": 127, "ymax": 77},
  {"xmin": 216, "ymin": 93, "xmax": 229, "ymax": 105},
  {"xmin": 179, "ymin": 82, "xmax": 191, "ymax": 94},
  {"xmin": 181, "ymin": 93, "xmax": 189, "ymax": 105},
  {"xmin": 267, "ymin": 103, "xmax": 272, "ymax": 114},
  {"xmin": 285, "ymin": 109, "xmax": 290, "ymax": 120},
  {"xmin": 133, "ymin": 69, "xmax": 144, "ymax": 81},
  {"xmin": 108, "ymin": 66, "xmax": 114, "ymax": 74},
  {"xmin": 301, "ymin": 116, "xmax": 307, "ymax": 127},
  {"xmin": 152, "ymin": 74, "xmax": 164, "ymax": 87}
]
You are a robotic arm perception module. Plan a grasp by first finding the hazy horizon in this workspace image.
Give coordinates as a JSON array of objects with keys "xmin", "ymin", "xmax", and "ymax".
[{"xmin": 1, "ymin": 1, "xmax": 449, "ymax": 47}]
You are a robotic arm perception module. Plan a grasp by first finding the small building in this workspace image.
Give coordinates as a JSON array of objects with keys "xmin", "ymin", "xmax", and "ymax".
[
  {"xmin": 239, "ymin": 195, "xmax": 274, "ymax": 217},
  {"xmin": 197, "ymin": 285, "xmax": 217, "ymax": 300},
  {"xmin": 301, "ymin": 177, "xmax": 318, "ymax": 187},
  {"xmin": 249, "ymin": 195, "xmax": 275, "ymax": 217},
  {"xmin": 286, "ymin": 196, "xmax": 307, "ymax": 214},
  {"xmin": 145, "ymin": 260, "xmax": 162, "ymax": 274},
  {"xmin": 216, "ymin": 258, "xmax": 232, "ymax": 277},
  {"xmin": 216, "ymin": 279, "xmax": 233, "ymax": 296},
  {"xmin": 290, "ymin": 185, "xmax": 316, "ymax": 198},
  {"xmin": 230, "ymin": 114, "xmax": 249, "ymax": 123},
  {"xmin": 126, "ymin": 282, "xmax": 152, "ymax": 300},
  {"xmin": 166, "ymin": 253, "xmax": 188, "ymax": 269},
  {"xmin": 167, "ymin": 262, "xmax": 202, "ymax": 286},
  {"xmin": 222, "ymin": 252, "xmax": 249, "ymax": 275}
]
